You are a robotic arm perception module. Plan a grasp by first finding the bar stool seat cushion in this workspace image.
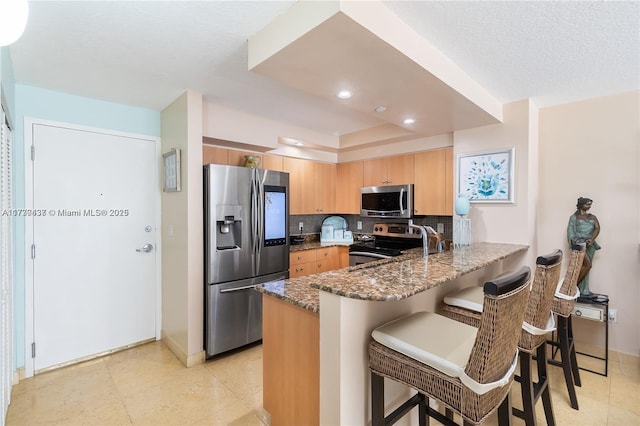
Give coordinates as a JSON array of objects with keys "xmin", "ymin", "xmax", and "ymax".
[
  {"xmin": 372, "ymin": 312, "xmax": 476, "ymax": 377},
  {"xmin": 443, "ymin": 286, "xmax": 484, "ymax": 313},
  {"xmin": 372, "ymin": 311, "xmax": 518, "ymax": 395}
]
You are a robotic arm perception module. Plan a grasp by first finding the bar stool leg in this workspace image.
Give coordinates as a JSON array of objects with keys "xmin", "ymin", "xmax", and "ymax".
[
  {"xmin": 558, "ymin": 315, "xmax": 579, "ymax": 409},
  {"xmin": 515, "ymin": 351, "xmax": 537, "ymax": 426},
  {"xmin": 498, "ymin": 392, "xmax": 513, "ymax": 426},
  {"xmin": 538, "ymin": 342, "xmax": 556, "ymax": 426},
  {"xmin": 567, "ymin": 315, "xmax": 582, "ymax": 387},
  {"xmin": 371, "ymin": 371, "xmax": 385, "ymax": 426}
]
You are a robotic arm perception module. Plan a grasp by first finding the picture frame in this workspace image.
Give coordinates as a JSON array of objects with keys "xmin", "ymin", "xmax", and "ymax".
[
  {"xmin": 457, "ymin": 148, "xmax": 514, "ymax": 203},
  {"xmin": 163, "ymin": 148, "xmax": 181, "ymax": 192}
]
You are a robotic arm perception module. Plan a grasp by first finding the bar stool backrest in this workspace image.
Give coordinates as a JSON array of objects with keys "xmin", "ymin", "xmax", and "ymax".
[
  {"xmin": 553, "ymin": 243, "xmax": 586, "ymax": 317},
  {"xmin": 519, "ymin": 249, "xmax": 563, "ymax": 351},
  {"xmin": 464, "ymin": 266, "xmax": 531, "ymax": 384}
]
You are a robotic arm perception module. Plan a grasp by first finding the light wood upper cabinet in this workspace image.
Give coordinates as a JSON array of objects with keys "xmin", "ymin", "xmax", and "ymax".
[
  {"xmin": 203, "ymin": 146, "xmax": 228, "ymax": 165},
  {"xmin": 363, "ymin": 154, "xmax": 414, "ymax": 186},
  {"xmin": 336, "ymin": 161, "xmax": 363, "ymax": 214},
  {"xmin": 315, "ymin": 162, "xmax": 336, "ymax": 214},
  {"xmin": 283, "ymin": 157, "xmax": 336, "ymax": 215},
  {"xmin": 414, "ymin": 147, "xmax": 454, "ymax": 216}
]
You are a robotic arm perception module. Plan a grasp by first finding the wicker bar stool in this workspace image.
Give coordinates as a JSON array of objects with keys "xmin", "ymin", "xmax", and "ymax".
[
  {"xmin": 369, "ymin": 266, "xmax": 531, "ymax": 426},
  {"xmin": 442, "ymin": 250, "xmax": 563, "ymax": 426},
  {"xmin": 547, "ymin": 243, "xmax": 586, "ymax": 410}
]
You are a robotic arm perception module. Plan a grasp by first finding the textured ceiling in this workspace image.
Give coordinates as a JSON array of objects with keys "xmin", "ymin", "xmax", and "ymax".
[{"xmin": 8, "ymin": 1, "xmax": 640, "ymax": 140}]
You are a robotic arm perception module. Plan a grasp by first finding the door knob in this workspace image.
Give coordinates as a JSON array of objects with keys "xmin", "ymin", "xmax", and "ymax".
[{"xmin": 136, "ymin": 243, "xmax": 153, "ymax": 253}]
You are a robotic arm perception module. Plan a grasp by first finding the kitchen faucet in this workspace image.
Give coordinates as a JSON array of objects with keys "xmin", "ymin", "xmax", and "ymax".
[{"xmin": 408, "ymin": 220, "xmax": 444, "ymax": 258}]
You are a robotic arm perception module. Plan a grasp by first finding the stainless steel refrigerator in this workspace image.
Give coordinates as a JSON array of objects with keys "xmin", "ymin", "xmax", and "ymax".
[{"xmin": 204, "ymin": 164, "xmax": 289, "ymax": 357}]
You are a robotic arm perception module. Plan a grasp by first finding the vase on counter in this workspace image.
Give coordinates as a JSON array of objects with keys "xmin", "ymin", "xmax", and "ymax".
[
  {"xmin": 454, "ymin": 194, "xmax": 470, "ymax": 216},
  {"xmin": 454, "ymin": 194, "xmax": 471, "ymax": 248}
]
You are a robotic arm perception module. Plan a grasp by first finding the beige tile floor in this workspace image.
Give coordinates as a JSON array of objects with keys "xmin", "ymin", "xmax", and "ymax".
[{"xmin": 6, "ymin": 340, "xmax": 640, "ymax": 425}]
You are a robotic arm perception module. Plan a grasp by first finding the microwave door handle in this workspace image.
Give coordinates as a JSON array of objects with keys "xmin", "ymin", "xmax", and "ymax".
[{"xmin": 399, "ymin": 187, "xmax": 405, "ymax": 215}]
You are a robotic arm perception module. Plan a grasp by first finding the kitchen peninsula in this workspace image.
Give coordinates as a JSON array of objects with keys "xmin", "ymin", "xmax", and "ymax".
[{"xmin": 259, "ymin": 242, "xmax": 527, "ymax": 425}]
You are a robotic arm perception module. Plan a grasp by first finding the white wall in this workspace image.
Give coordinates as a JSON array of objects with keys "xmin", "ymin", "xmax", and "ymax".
[
  {"xmin": 453, "ymin": 100, "xmax": 537, "ymax": 267},
  {"xmin": 161, "ymin": 90, "xmax": 204, "ymax": 366},
  {"xmin": 538, "ymin": 91, "xmax": 640, "ymax": 356}
]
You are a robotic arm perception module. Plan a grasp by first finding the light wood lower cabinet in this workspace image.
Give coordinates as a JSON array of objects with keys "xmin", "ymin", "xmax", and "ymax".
[
  {"xmin": 263, "ymin": 295, "xmax": 319, "ymax": 426},
  {"xmin": 290, "ymin": 246, "xmax": 341, "ymax": 278}
]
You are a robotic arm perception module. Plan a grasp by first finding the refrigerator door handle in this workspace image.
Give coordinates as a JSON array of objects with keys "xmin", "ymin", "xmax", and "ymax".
[
  {"xmin": 251, "ymin": 172, "xmax": 258, "ymax": 255},
  {"xmin": 256, "ymin": 175, "xmax": 264, "ymax": 254},
  {"xmin": 219, "ymin": 284, "xmax": 259, "ymax": 293}
]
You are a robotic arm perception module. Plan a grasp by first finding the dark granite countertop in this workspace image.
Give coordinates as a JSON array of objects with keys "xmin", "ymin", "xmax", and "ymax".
[{"xmin": 258, "ymin": 242, "xmax": 528, "ymax": 313}]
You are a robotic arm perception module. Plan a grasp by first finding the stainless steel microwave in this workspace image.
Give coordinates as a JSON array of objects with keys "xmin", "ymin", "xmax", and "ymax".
[{"xmin": 360, "ymin": 184, "xmax": 414, "ymax": 218}]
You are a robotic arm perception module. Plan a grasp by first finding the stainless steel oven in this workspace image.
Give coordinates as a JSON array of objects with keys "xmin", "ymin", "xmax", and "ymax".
[{"xmin": 349, "ymin": 222, "xmax": 440, "ymax": 266}]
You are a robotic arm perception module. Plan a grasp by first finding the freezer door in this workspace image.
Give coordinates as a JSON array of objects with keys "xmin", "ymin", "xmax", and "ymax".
[
  {"xmin": 205, "ymin": 272, "xmax": 287, "ymax": 357},
  {"xmin": 204, "ymin": 165, "xmax": 255, "ymax": 284}
]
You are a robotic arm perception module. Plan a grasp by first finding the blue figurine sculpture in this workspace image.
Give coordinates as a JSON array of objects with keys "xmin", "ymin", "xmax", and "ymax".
[{"xmin": 567, "ymin": 197, "xmax": 601, "ymax": 296}]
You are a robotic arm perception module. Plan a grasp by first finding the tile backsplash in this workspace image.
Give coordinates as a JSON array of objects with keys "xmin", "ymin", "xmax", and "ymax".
[{"xmin": 290, "ymin": 214, "xmax": 453, "ymax": 241}]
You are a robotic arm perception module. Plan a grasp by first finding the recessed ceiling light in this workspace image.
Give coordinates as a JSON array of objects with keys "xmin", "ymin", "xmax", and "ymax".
[
  {"xmin": 403, "ymin": 118, "xmax": 416, "ymax": 125},
  {"xmin": 295, "ymin": 142, "xmax": 304, "ymax": 146},
  {"xmin": 375, "ymin": 106, "xmax": 386, "ymax": 113},
  {"xmin": 336, "ymin": 90, "xmax": 352, "ymax": 99}
]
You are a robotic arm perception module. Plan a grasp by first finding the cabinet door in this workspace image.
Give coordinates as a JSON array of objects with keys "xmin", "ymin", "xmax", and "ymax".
[
  {"xmin": 290, "ymin": 250, "xmax": 316, "ymax": 266},
  {"xmin": 414, "ymin": 148, "xmax": 453, "ymax": 215},
  {"xmin": 363, "ymin": 154, "xmax": 414, "ymax": 186},
  {"xmin": 363, "ymin": 157, "xmax": 389, "ymax": 186},
  {"xmin": 444, "ymin": 148, "xmax": 453, "ymax": 215},
  {"xmin": 337, "ymin": 246, "xmax": 350, "ymax": 269},
  {"xmin": 262, "ymin": 153, "xmax": 284, "ymax": 172},
  {"xmin": 316, "ymin": 162, "xmax": 336, "ymax": 214},
  {"xmin": 283, "ymin": 157, "xmax": 311, "ymax": 215},
  {"xmin": 290, "ymin": 261, "xmax": 315, "ymax": 278},
  {"xmin": 316, "ymin": 246, "xmax": 339, "ymax": 273},
  {"xmin": 336, "ymin": 161, "xmax": 363, "ymax": 214},
  {"xmin": 387, "ymin": 154, "xmax": 415, "ymax": 186},
  {"xmin": 203, "ymin": 146, "xmax": 228, "ymax": 165}
]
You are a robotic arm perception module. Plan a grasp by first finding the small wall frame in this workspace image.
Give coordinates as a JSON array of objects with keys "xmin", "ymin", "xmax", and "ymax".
[
  {"xmin": 163, "ymin": 148, "xmax": 181, "ymax": 192},
  {"xmin": 457, "ymin": 148, "xmax": 514, "ymax": 203}
]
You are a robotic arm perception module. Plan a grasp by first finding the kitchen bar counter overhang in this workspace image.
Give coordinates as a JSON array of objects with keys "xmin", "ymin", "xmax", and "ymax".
[{"xmin": 258, "ymin": 242, "xmax": 528, "ymax": 312}]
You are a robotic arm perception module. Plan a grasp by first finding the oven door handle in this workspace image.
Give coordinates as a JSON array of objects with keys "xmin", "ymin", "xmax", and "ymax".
[{"xmin": 349, "ymin": 251, "xmax": 393, "ymax": 259}]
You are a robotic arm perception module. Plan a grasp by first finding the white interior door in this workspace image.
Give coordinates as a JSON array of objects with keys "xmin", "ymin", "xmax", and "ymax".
[{"xmin": 28, "ymin": 122, "xmax": 158, "ymax": 372}]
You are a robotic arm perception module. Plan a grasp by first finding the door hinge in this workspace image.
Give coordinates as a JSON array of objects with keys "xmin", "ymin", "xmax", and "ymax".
[
  {"xmin": 31, "ymin": 243, "xmax": 36, "ymax": 259},
  {"xmin": 31, "ymin": 145, "xmax": 35, "ymax": 161},
  {"xmin": 31, "ymin": 342, "xmax": 36, "ymax": 358}
]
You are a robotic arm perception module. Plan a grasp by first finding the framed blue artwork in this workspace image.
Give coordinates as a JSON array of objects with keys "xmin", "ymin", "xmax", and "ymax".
[{"xmin": 457, "ymin": 148, "xmax": 514, "ymax": 203}]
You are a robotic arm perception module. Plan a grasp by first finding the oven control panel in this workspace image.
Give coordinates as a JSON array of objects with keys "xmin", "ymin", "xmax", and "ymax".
[{"xmin": 372, "ymin": 223, "xmax": 422, "ymax": 239}]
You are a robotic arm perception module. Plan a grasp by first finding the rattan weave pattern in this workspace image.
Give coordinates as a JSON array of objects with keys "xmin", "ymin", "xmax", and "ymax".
[
  {"xmin": 441, "ymin": 304, "xmax": 481, "ymax": 327},
  {"xmin": 552, "ymin": 247, "xmax": 586, "ymax": 317},
  {"xmin": 519, "ymin": 259, "xmax": 562, "ymax": 352},
  {"xmin": 369, "ymin": 278, "xmax": 530, "ymax": 424}
]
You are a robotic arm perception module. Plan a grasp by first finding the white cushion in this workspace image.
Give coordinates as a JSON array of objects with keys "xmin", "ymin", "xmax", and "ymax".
[
  {"xmin": 372, "ymin": 311, "xmax": 518, "ymax": 395},
  {"xmin": 372, "ymin": 311, "xmax": 477, "ymax": 378},
  {"xmin": 443, "ymin": 286, "xmax": 484, "ymax": 313}
]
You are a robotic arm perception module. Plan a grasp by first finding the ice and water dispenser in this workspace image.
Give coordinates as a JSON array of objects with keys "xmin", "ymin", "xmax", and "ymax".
[{"xmin": 216, "ymin": 206, "xmax": 242, "ymax": 251}]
